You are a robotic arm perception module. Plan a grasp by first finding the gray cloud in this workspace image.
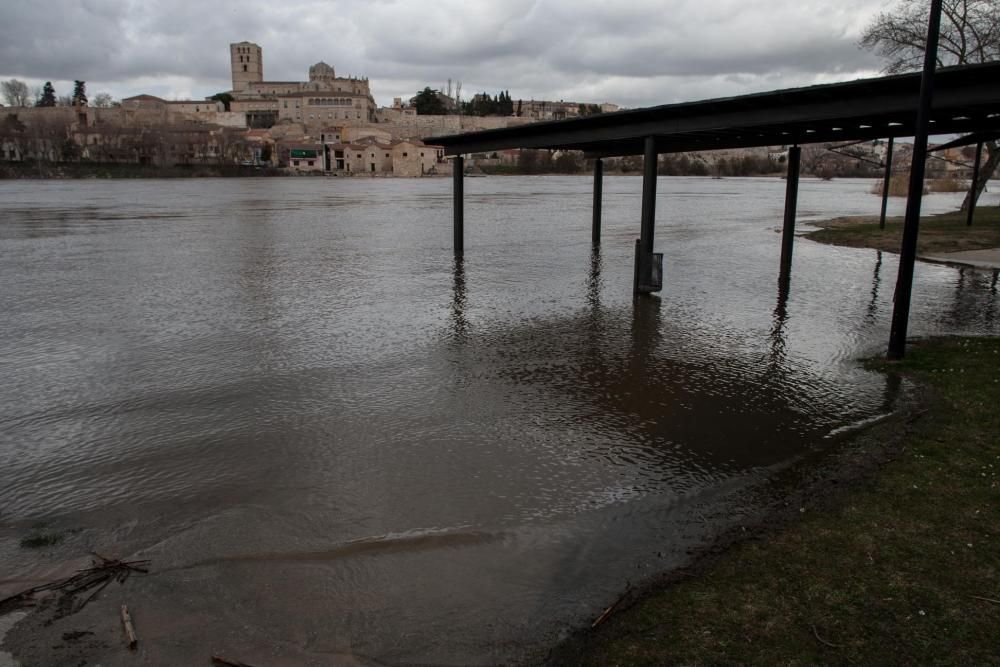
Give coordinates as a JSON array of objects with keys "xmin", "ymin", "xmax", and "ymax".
[{"xmin": 0, "ymin": 0, "xmax": 886, "ymax": 107}]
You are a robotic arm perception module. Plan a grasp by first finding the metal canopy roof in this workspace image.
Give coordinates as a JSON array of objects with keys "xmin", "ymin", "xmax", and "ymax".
[{"xmin": 425, "ymin": 62, "xmax": 1000, "ymax": 157}]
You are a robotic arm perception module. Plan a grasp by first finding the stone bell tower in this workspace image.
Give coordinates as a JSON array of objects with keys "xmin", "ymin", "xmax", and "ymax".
[{"xmin": 230, "ymin": 41, "xmax": 263, "ymax": 92}]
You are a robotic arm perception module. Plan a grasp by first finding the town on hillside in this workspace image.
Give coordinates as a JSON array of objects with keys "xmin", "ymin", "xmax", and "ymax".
[{"xmin": 0, "ymin": 41, "xmax": 980, "ymax": 180}]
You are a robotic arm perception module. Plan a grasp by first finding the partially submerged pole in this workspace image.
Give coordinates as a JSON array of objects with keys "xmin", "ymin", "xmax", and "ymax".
[
  {"xmin": 779, "ymin": 145, "xmax": 801, "ymax": 286},
  {"xmin": 453, "ymin": 155, "xmax": 464, "ymax": 254},
  {"xmin": 592, "ymin": 158, "xmax": 603, "ymax": 244},
  {"xmin": 887, "ymin": 0, "xmax": 943, "ymax": 360},
  {"xmin": 967, "ymin": 141, "xmax": 983, "ymax": 227},
  {"xmin": 880, "ymin": 137, "xmax": 894, "ymax": 230},
  {"xmin": 635, "ymin": 136, "xmax": 658, "ymax": 294}
]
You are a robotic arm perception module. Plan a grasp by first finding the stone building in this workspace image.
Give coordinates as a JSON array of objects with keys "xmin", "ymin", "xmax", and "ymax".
[
  {"xmin": 119, "ymin": 95, "xmax": 245, "ymax": 127},
  {"xmin": 228, "ymin": 42, "xmax": 377, "ymax": 129},
  {"xmin": 283, "ymin": 143, "xmax": 324, "ymax": 172},
  {"xmin": 517, "ymin": 99, "xmax": 619, "ymax": 120},
  {"xmin": 314, "ymin": 137, "xmax": 450, "ymax": 177}
]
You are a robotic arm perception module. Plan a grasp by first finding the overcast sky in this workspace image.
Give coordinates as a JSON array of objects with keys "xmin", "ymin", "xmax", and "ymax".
[{"xmin": 0, "ymin": 0, "xmax": 891, "ymax": 108}]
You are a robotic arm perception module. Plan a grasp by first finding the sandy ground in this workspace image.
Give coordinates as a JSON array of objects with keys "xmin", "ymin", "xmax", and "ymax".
[
  {"xmin": 920, "ymin": 247, "xmax": 1000, "ymax": 269},
  {"xmin": 2, "ymin": 398, "xmax": 925, "ymax": 667},
  {"xmin": 0, "ymin": 612, "xmax": 28, "ymax": 667}
]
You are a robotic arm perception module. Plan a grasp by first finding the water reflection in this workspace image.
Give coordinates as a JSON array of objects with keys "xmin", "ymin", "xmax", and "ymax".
[
  {"xmin": 629, "ymin": 293, "xmax": 662, "ymax": 368},
  {"xmin": 943, "ymin": 266, "xmax": 1000, "ymax": 329},
  {"xmin": 768, "ymin": 279, "xmax": 790, "ymax": 372},
  {"xmin": 2, "ymin": 177, "xmax": 998, "ymax": 664},
  {"xmin": 587, "ymin": 246, "xmax": 603, "ymax": 312},
  {"xmin": 451, "ymin": 256, "xmax": 468, "ymax": 342},
  {"xmin": 868, "ymin": 251, "xmax": 883, "ymax": 321}
]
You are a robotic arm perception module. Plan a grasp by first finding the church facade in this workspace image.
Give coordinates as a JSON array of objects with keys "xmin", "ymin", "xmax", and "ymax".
[{"xmin": 227, "ymin": 42, "xmax": 377, "ymax": 129}]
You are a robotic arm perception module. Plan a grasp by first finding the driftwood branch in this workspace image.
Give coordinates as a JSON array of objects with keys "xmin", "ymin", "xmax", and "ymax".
[
  {"xmin": 968, "ymin": 595, "xmax": 1000, "ymax": 606},
  {"xmin": 121, "ymin": 604, "xmax": 138, "ymax": 650},
  {"xmin": 212, "ymin": 655, "xmax": 259, "ymax": 667},
  {"xmin": 592, "ymin": 583, "xmax": 632, "ymax": 629},
  {"xmin": 0, "ymin": 554, "xmax": 150, "ymax": 615},
  {"xmin": 811, "ymin": 624, "xmax": 842, "ymax": 648}
]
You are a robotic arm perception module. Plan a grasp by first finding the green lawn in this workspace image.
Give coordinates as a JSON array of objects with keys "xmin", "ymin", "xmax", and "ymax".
[
  {"xmin": 552, "ymin": 337, "xmax": 1000, "ymax": 666},
  {"xmin": 806, "ymin": 207, "xmax": 1000, "ymax": 255}
]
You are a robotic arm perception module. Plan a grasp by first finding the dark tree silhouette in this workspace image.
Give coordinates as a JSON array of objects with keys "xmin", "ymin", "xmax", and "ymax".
[
  {"xmin": 72, "ymin": 80, "xmax": 87, "ymax": 106},
  {"xmin": 860, "ymin": 0, "xmax": 1000, "ymax": 209},
  {"xmin": 36, "ymin": 82, "xmax": 56, "ymax": 107},
  {"xmin": 413, "ymin": 87, "xmax": 447, "ymax": 115}
]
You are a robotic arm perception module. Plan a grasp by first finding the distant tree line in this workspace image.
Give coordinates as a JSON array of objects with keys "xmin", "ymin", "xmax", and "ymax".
[
  {"xmin": 463, "ymin": 91, "xmax": 515, "ymax": 117},
  {"xmin": 471, "ymin": 148, "xmax": 890, "ymax": 177},
  {"xmin": 3, "ymin": 78, "xmax": 117, "ymax": 108}
]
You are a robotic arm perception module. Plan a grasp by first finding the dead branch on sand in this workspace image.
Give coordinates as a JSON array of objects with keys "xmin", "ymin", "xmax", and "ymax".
[{"xmin": 0, "ymin": 552, "xmax": 150, "ymax": 615}]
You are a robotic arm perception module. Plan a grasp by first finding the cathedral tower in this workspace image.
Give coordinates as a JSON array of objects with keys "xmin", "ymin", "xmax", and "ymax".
[{"xmin": 230, "ymin": 42, "xmax": 263, "ymax": 92}]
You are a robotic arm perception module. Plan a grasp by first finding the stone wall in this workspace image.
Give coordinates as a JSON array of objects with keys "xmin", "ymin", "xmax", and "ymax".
[
  {"xmin": 167, "ymin": 110, "xmax": 247, "ymax": 128},
  {"xmin": 371, "ymin": 114, "xmax": 534, "ymax": 140}
]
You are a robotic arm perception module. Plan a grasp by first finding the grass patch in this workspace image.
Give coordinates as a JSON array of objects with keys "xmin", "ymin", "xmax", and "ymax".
[
  {"xmin": 554, "ymin": 336, "xmax": 1000, "ymax": 666},
  {"xmin": 806, "ymin": 207, "xmax": 1000, "ymax": 255}
]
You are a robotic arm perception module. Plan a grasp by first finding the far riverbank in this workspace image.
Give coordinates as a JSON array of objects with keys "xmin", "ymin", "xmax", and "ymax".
[
  {"xmin": 0, "ymin": 161, "xmax": 287, "ymax": 180},
  {"xmin": 805, "ymin": 206, "xmax": 1000, "ymax": 256}
]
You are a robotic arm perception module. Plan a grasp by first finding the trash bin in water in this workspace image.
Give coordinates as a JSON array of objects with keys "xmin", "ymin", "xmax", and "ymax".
[{"xmin": 633, "ymin": 239, "xmax": 664, "ymax": 293}]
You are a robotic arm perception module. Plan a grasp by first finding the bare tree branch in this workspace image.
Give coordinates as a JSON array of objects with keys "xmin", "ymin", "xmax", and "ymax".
[{"xmin": 859, "ymin": 0, "xmax": 1000, "ymax": 209}]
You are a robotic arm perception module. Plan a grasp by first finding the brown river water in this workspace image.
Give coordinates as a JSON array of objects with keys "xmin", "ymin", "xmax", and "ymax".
[{"xmin": 1, "ymin": 176, "xmax": 998, "ymax": 664}]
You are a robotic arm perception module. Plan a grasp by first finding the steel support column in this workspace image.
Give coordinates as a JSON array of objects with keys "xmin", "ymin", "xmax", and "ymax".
[
  {"xmin": 592, "ymin": 158, "xmax": 603, "ymax": 244},
  {"xmin": 640, "ymin": 136, "xmax": 657, "ymax": 255},
  {"xmin": 453, "ymin": 155, "xmax": 464, "ymax": 254},
  {"xmin": 888, "ymin": 0, "xmax": 942, "ymax": 360},
  {"xmin": 880, "ymin": 137, "xmax": 894, "ymax": 229},
  {"xmin": 967, "ymin": 141, "xmax": 983, "ymax": 226},
  {"xmin": 779, "ymin": 146, "xmax": 801, "ymax": 285},
  {"xmin": 634, "ymin": 136, "xmax": 658, "ymax": 294}
]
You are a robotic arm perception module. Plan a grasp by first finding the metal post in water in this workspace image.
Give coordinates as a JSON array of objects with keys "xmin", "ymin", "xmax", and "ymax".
[
  {"xmin": 453, "ymin": 155, "xmax": 464, "ymax": 254},
  {"xmin": 880, "ymin": 137, "xmax": 894, "ymax": 230},
  {"xmin": 967, "ymin": 141, "xmax": 983, "ymax": 227},
  {"xmin": 634, "ymin": 137, "xmax": 658, "ymax": 294},
  {"xmin": 888, "ymin": 0, "xmax": 943, "ymax": 360},
  {"xmin": 779, "ymin": 145, "xmax": 801, "ymax": 285},
  {"xmin": 640, "ymin": 136, "xmax": 657, "ymax": 256},
  {"xmin": 592, "ymin": 158, "xmax": 603, "ymax": 244}
]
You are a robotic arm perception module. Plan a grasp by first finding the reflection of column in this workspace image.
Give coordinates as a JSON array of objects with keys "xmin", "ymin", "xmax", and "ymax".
[
  {"xmin": 880, "ymin": 369, "xmax": 903, "ymax": 414},
  {"xmin": 768, "ymin": 279, "xmax": 790, "ymax": 369},
  {"xmin": 628, "ymin": 294, "xmax": 662, "ymax": 371},
  {"xmin": 587, "ymin": 245, "xmax": 602, "ymax": 313},
  {"xmin": 987, "ymin": 270, "xmax": 999, "ymax": 326},
  {"xmin": 450, "ymin": 256, "xmax": 468, "ymax": 341},
  {"xmin": 867, "ymin": 250, "xmax": 883, "ymax": 321},
  {"xmin": 584, "ymin": 246, "xmax": 606, "ymax": 373},
  {"xmin": 942, "ymin": 266, "xmax": 969, "ymax": 327}
]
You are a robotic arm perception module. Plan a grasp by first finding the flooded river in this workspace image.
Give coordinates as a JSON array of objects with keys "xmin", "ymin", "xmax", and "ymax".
[{"xmin": 1, "ymin": 176, "xmax": 998, "ymax": 664}]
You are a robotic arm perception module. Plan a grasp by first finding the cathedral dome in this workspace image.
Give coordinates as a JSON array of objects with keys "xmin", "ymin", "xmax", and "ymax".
[{"xmin": 309, "ymin": 61, "xmax": 336, "ymax": 82}]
